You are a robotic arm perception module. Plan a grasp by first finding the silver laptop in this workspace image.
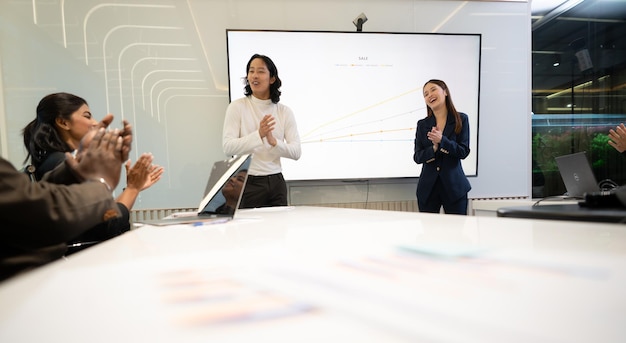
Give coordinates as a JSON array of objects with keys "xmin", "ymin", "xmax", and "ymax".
[
  {"xmin": 555, "ymin": 151, "xmax": 600, "ymax": 198},
  {"xmin": 139, "ymin": 154, "xmax": 251, "ymax": 226}
]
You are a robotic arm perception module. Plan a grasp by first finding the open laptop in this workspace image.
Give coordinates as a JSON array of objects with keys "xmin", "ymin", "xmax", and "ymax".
[
  {"xmin": 138, "ymin": 154, "xmax": 251, "ymax": 226},
  {"xmin": 555, "ymin": 151, "xmax": 600, "ymax": 198}
]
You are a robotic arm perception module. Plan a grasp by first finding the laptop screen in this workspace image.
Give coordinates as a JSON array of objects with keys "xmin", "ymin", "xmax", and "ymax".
[
  {"xmin": 198, "ymin": 154, "xmax": 251, "ymax": 216},
  {"xmin": 555, "ymin": 151, "xmax": 600, "ymax": 197}
]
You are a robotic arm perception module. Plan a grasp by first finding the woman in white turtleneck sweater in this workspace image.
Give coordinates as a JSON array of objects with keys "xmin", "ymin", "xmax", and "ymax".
[{"xmin": 222, "ymin": 54, "xmax": 301, "ymax": 208}]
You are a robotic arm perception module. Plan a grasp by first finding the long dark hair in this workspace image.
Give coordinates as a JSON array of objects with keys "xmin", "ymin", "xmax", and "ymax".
[
  {"xmin": 22, "ymin": 92, "xmax": 88, "ymax": 166},
  {"xmin": 424, "ymin": 79, "xmax": 462, "ymax": 134},
  {"xmin": 243, "ymin": 54, "xmax": 282, "ymax": 103}
]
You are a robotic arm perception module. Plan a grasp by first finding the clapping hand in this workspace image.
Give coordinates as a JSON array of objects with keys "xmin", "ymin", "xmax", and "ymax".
[
  {"xmin": 125, "ymin": 154, "xmax": 164, "ymax": 191},
  {"xmin": 608, "ymin": 123, "xmax": 626, "ymax": 153},
  {"xmin": 68, "ymin": 128, "xmax": 123, "ymax": 189},
  {"xmin": 96, "ymin": 113, "xmax": 133, "ymax": 162},
  {"xmin": 259, "ymin": 114, "xmax": 277, "ymax": 146},
  {"xmin": 427, "ymin": 126, "xmax": 443, "ymax": 151}
]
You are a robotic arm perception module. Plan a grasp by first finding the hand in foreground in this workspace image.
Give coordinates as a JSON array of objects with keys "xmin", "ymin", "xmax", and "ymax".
[
  {"xmin": 67, "ymin": 128, "xmax": 123, "ymax": 190},
  {"xmin": 120, "ymin": 119, "xmax": 132, "ymax": 162},
  {"xmin": 608, "ymin": 123, "xmax": 626, "ymax": 153},
  {"xmin": 96, "ymin": 114, "xmax": 133, "ymax": 162},
  {"xmin": 125, "ymin": 154, "xmax": 164, "ymax": 191}
]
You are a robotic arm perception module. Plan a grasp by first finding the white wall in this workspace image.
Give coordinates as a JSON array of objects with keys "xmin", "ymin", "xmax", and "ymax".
[{"xmin": 0, "ymin": 0, "xmax": 531, "ymax": 209}]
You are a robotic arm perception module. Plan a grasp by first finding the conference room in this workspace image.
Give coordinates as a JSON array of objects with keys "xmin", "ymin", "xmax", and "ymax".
[{"xmin": 1, "ymin": 0, "xmax": 625, "ymax": 342}]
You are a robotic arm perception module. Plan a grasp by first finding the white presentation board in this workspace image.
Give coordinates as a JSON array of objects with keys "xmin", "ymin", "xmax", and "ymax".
[{"xmin": 227, "ymin": 30, "xmax": 480, "ymax": 181}]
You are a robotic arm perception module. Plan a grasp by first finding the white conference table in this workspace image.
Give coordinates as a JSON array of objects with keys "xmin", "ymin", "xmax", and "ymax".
[{"xmin": 1, "ymin": 206, "xmax": 625, "ymax": 343}]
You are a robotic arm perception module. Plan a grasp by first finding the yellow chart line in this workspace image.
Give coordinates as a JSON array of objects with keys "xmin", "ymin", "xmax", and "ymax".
[{"xmin": 302, "ymin": 88, "xmax": 420, "ymax": 138}]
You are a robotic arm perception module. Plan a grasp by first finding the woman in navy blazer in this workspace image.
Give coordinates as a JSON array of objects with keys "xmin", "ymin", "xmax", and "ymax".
[{"xmin": 413, "ymin": 79, "xmax": 471, "ymax": 214}]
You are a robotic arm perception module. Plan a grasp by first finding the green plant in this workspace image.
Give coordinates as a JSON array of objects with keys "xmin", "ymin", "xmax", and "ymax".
[{"xmin": 589, "ymin": 133, "xmax": 610, "ymax": 169}]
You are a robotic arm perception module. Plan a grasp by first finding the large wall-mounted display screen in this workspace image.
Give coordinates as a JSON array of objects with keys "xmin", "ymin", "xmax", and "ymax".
[{"xmin": 227, "ymin": 30, "xmax": 480, "ymax": 181}]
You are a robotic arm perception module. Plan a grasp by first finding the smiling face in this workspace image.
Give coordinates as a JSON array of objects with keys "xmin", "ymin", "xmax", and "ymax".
[
  {"xmin": 247, "ymin": 58, "xmax": 276, "ymax": 100},
  {"xmin": 423, "ymin": 82, "xmax": 448, "ymax": 112},
  {"xmin": 55, "ymin": 104, "xmax": 98, "ymax": 150},
  {"xmin": 221, "ymin": 170, "xmax": 248, "ymax": 204}
]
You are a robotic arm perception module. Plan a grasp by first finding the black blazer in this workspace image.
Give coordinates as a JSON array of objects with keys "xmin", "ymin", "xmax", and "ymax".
[{"xmin": 413, "ymin": 111, "xmax": 471, "ymax": 204}]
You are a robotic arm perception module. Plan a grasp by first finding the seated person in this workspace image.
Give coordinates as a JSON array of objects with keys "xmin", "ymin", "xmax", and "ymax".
[
  {"xmin": 1, "ymin": 126, "xmax": 126, "ymax": 281},
  {"xmin": 22, "ymin": 93, "xmax": 164, "ymax": 252}
]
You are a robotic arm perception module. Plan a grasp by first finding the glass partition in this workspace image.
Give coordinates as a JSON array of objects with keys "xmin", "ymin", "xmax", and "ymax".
[{"xmin": 531, "ymin": 0, "xmax": 626, "ymax": 197}]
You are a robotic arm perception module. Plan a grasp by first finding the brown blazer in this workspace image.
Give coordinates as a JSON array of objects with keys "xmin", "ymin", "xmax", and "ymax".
[{"xmin": 0, "ymin": 158, "xmax": 120, "ymax": 282}]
